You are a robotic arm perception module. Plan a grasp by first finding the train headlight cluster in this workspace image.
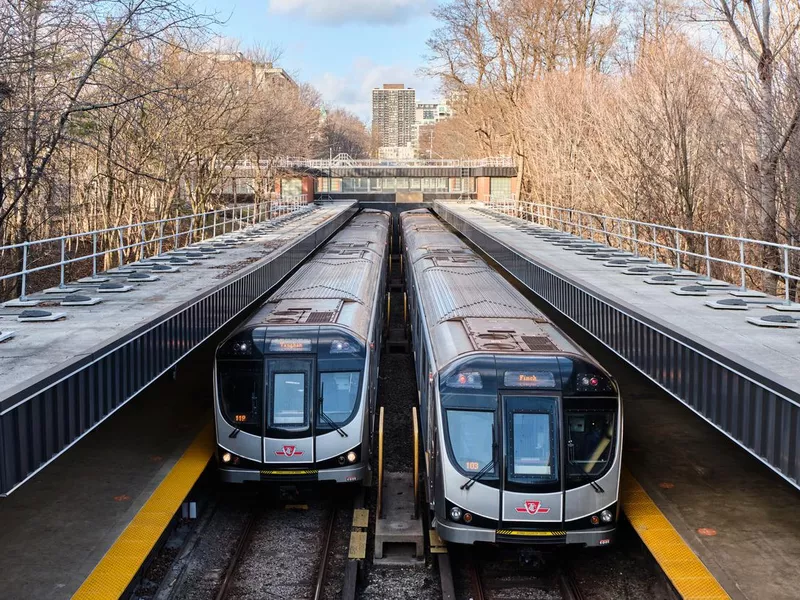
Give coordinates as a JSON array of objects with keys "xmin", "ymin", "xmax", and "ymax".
[
  {"xmin": 450, "ymin": 507, "xmax": 463, "ymax": 521},
  {"xmin": 222, "ymin": 452, "xmax": 232, "ymax": 463},
  {"xmin": 219, "ymin": 451, "xmax": 241, "ymax": 466},
  {"xmin": 346, "ymin": 451, "xmax": 358, "ymax": 463},
  {"xmin": 591, "ymin": 509, "xmax": 614, "ymax": 526}
]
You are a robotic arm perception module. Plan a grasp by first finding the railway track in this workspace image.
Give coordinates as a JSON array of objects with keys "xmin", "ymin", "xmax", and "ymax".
[
  {"xmin": 449, "ymin": 548, "xmax": 586, "ymax": 600},
  {"xmin": 214, "ymin": 499, "xmax": 341, "ymax": 600}
]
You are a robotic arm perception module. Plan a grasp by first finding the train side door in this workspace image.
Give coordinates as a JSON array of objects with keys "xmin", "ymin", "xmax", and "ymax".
[
  {"xmin": 263, "ymin": 358, "xmax": 315, "ymax": 463},
  {"xmin": 499, "ymin": 394, "xmax": 564, "ymax": 529}
]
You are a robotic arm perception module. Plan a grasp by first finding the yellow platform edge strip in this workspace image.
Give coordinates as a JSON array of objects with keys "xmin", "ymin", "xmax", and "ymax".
[
  {"xmin": 72, "ymin": 423, "xmax": 215, "ymax": 600},
  {"xmin": 622, "ymin": 467, "xmax": 731, "ymax": 600}
]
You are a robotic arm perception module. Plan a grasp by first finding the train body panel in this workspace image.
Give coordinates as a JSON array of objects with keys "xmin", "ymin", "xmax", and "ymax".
[
  {"xmin": 214, "ymin": 209, "xmax": 389, "ymax": 484},
  {"xmin": 401, "ymin": 209, "xmax": 622, "ymax": 548}
]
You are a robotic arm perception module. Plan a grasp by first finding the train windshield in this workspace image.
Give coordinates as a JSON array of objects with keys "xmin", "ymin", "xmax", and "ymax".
[
  {"xmin": 218, "ymin": 364, "xmax": 262, "ymax": 435},
  {"xmin": 319, "ymin": 371, "xmax": 360, "ymax": 427},
  {"xmin": 445, "ymin": 410, "xmax": 496, "ymax": 477},
  {"xmin": 565, "ymin": 411, "xmax": 615, "ymax": 479}
]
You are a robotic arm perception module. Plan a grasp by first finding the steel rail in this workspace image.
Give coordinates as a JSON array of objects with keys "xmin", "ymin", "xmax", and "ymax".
[
  {"xmin": 312, "ymin": 506, "xmax": 338, "ymax": 600},
  {"xmin": 214, "ymin": 508, "xmax": 259, "ymax": 600}
]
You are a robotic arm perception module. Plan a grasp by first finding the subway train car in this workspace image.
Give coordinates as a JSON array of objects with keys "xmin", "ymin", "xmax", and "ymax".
[
  {"xmin": 401, "ymin": 209, "xmax": 622, "ymax": 547},
  {"xmin": 214, "ymin": 210, "xmax": 389, "ymax": 484}
]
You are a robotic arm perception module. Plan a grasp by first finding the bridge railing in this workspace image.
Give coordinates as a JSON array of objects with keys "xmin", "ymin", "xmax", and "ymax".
[
  {"xmin": 489, "ymin": 201, "xmax": 800, "ymax": 303},
  {"xmin": 0, "ymin": 195, "xmax": 310, "ymax": 303},
  {"xmin": 273, "ymin": 156, "xmax": 514, "ymax": 170}
]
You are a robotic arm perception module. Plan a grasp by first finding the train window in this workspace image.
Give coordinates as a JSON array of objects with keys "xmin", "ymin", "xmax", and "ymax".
[
  {"xmin": 445, "ymin": 410, "xmax": 496, "ymax": 476},
  {"xmin": 218, "ymin": 365, "xmax": 262, "ymax": 433},
  {"xmin": 565, "ymin": 411, "xmax": 615, "ymax": 482},
  {"xmin": 319, "ymin": 372, "xmax": 360, "ymax": 427},
  {"xmin": 270, "ymin": 373, "xmax": 308, "ymax": 428},
  {"xmin": 510, "ymin": 413, "xmax": 553, "ymax": 476}
]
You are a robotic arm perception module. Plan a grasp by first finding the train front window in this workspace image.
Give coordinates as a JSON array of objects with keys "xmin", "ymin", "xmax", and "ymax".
[
  {"xmin": 270, "ymin": 373, "xmax": 308, "ymax": 428},
  {"xmin": 505, "ymin": 396, "xmax": 559, "ymax": 486},
  {"xmin": 566, "ymin": 411, "xmax": 615, "ymax": 479},
  {"xmin": 218, "ymin": 365, "xmax": 262, "ymax": 434},
  {"xmin": 319, "ymin": 372, "xmax": 360, "ymax": 427},
  {"xmin": 445, "ymin": 410, "xmax": 496, "ymax": 476}
]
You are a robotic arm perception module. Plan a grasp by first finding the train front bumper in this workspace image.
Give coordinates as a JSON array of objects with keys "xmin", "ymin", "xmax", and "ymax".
[
  {"xmin": 435, "ymin": 518, "xmax": 616, "ymax": 547},
  {"xmin": 219, "ymin": 462, "xmax": 367, "ymax": 484}
]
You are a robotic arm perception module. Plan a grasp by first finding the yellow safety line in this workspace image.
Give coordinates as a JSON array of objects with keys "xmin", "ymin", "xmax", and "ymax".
[
  {"xmin": 622, "ymin": 468, "xmax": 730, "ymax": 600},
  {"xmin": 72, "ymin": 423, "xmax": 215, "ymax": 600}
]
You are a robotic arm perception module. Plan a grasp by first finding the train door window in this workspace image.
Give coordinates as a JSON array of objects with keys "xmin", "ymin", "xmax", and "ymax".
[
  {"xmin": 504, "ymin": 396, "xmax": 559, "ymax": 485},
  {"xmin": 319, "ymin": 372, "xmax": 360, "ymax": 427},
  {"xmin": 271, "ymin": 373, "xmax": 307, "ymax": 427}
]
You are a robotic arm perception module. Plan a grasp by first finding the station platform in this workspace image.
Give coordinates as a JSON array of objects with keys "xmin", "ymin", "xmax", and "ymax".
[
  {"xmin": 0, "ymin": 347, "xmax": 215, "ymax": 600},
  {"xmin": 0, "ymin": 201, "xmax": 355, "ymax": 496},
  {"xmin": 431, "ymin": 202, "xmax": 800, "ymax": 600},
  {"xmin": 618, "ymin": 343, "xmax": 800, "ymax": 600}
]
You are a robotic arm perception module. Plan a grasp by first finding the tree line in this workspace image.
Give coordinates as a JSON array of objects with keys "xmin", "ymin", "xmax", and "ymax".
[
  {"xmin": 0, "ymin": 0, "xmax": 370, "ymax": 259},
  {"xmin": 426, "ymin": 0, "xmax": 800, "ymax": 295}
]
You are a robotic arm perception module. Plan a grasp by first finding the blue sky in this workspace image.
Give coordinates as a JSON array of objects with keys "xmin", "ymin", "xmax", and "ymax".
[{"xmin": 195, "ymin": 0, "xmax": 443, "ymax": 123}]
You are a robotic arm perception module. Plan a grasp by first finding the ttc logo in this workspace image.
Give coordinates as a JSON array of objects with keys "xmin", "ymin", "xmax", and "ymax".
[
  {"xmin": 275, "ymin": 445, "xmax": 304, "ymax": 457},
  {"xmin": 515, "ymin": 500, "xmax": 551, "ymax": 515}
]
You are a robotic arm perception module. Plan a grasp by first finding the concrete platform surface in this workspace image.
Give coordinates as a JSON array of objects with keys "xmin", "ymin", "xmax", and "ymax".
[
  {"xmin": 622, "ymin": 355, "xmax": 800, "ymax": 600},
  {"xmin": 0, "ymin": 202, "xmax": 353, "ymax": 400},
  {"xmin": 0, "ymin": 349, "xmax": 212, "ymax": 600}
]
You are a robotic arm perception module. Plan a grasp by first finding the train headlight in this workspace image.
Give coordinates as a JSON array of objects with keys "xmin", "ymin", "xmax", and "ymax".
[
  {"xmin": 221, "ymin": 452, "xmax": 232, "ymax": 464},
  {"xmin": 600, "ymin": 509, "xmax": 613, "ymax": 523},
  {"xmin": 449, "ymin": 507, "xmax": 463, "ymax": 522},
  {"xmin": 346, "ymin": 451, "xmax": 358, "ymax": 463}
]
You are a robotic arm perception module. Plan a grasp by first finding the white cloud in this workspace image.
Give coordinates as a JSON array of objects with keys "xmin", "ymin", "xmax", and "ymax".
[
  {"xmin": 268, "ymin": 0, "xmax": 432, "ymax": 25},
  {"xmin": 316, "ymin": 58, "xmax": 439, "ymax": 124}
]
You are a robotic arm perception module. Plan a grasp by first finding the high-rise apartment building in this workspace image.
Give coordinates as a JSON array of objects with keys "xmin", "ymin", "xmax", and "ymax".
[{"xmin": 372, "ymin": 84, "xmax": 416, "ymax": 151}]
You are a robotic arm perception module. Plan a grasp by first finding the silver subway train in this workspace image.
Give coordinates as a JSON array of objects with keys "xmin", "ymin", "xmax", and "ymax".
[
  {"xmin": 214, "ymin": 210, "xmax": 389, "ymax": 484},
  {"xmin": 401, "ymin": 210, "xmax": 622, "ymax": 547}
]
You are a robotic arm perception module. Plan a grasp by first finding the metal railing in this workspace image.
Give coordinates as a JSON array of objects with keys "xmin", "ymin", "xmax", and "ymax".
[
  {"xmin": 272, "ymin": 155, "xmax": 514, "ymax": 170},
  {"xmin": 0, "ymin": 195, "xmax": 310, "ymax": 302},
  {"xmin": 486, "ymin": 201, "xmax": 800, "ymax": 304}
]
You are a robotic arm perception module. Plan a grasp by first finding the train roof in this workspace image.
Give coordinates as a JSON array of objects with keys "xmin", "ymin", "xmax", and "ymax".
[
  {"xmin": 400, "ymin": 209, "xmax": 588, "ymax": 369},
  {"xmin": 239, "ymin": 210, "xmax": 390, "ymax": 340}
]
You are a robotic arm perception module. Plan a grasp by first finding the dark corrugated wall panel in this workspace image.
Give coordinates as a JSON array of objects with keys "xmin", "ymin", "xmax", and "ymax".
[
  {"xmin": 0, "ymin": 207, "xmax": 355, "ymax": 495},
  {"xmin": 434, "ymin": 202, "xmax": 800, "ymax": 490}
]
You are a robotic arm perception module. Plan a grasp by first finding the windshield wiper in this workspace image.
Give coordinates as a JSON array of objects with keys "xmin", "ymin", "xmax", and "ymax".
[
  {"xmin": 461, "ymin": 456, "xmax": 495, "ymax": 490},
  {"xmin": 461, "ymin": 429, "xmax": 497, "ymax": 491},
  {"xmin": 319, "ymin": 383, "xmax": 348, "ymax": 437},
  {"xmin": 566, "ymin": 457, "xmax": 604, "ymax": 493}
]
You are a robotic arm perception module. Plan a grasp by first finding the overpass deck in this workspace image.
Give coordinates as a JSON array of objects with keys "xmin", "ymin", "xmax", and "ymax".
[
  {"xmin": 0, "ymin": 201, "xmax": 356, "ymax": 495},
  {"xmin": 434, "ymin": 201, "xmax": 800, "ymax": 486}
]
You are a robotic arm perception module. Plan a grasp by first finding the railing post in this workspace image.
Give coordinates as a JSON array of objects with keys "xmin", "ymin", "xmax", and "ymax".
[
  {"xmin": 704, "ymin": 234, "xmax": 712, "ymax": 281},
  {"xmin": 158, "ymin": 222, "xmax": 164, "ymax": 256},
  {"xmin": 20, "ymin": 242, "xmax": 29, "ymax": 301},
  {"xmin": 118, "ymin": 229, "xmax": 125, "ymax": 267},
  {"xmin": 174, "ymin": 214, "xmax": 180, "ymax": 250},
  {"xmin": 633, "ymin": 222, "xmax": 639, "ymax": 256},
  {"xmin": 140, "ymin": 223, "xmax": 145, "ymax": 261},
  {"xmin": 213, "ymin": 211, "xmax": 217, "ymax": 238},
  {"xmin": 651, "ymin": 225, "xmax": 658, "ymax": 264},
  {"xmin": 739, "ymin": 240, "xmax": 746, "ymax": 291},
  {"xmin": 674, "ymin": 230, "xmax": 682, "ymax": 272},
  {"xmin": 59, "ymin": 237, "xmax": 66, "ymax": 288},
  {"xmin": 783, "ymin": 246, "xmax": 791, "ymax": 305},
  {"xmin": 92, "ymin": 232, "xmax": 98, "ymax": 278}
]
